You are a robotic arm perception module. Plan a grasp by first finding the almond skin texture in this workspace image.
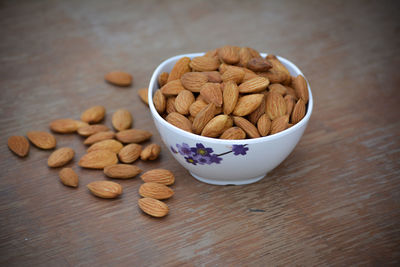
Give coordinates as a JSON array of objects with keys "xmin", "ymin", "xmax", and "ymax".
[
  {"xmin": 220, "ymin": 127, "xmax": 246, "ymax": 140},
  {"xmin": 291, "ymin": 99, "xmax": 306, "ymax": 124},
  {"xmin": 200, "ymin": 83, "xmax": 223, "ymax": 107},
  {"xmin": 233, "ymin": 116, "xmax": 261, "ymax": 138},
  {"xmin": 247, "ymin": 57, "xmax": 272, "ymax": 72},
  {"xmin": 160, "ymin": 79, "xmax": 185, "ymax": 96},
  {"xmin": 238, "ymin": 77, "xmax": 270, "ymax": 93},
  {"xmin": 189, "ymin": 99, "xmax": 208, "ymax": 117},
  {"xmin": 158, "ymin": 72, "xmax": 169, "ymax": 87},
  {"xmin": 49, "ymin": 119, "xmax": 88, "ymax": 133},
  {"xmin": 238, "ymin": 47, "xmax": 253, "ymax": 67},
  {"xmin": 266, "ymin": 55, "xmax": 291, "ymax": 84},
  {"xmin": 81, "ymin": 106, "xmax": 106, "ymax": 124},
  {"xmin": 248, "ymin": 94, "xmax": 266, "ymax": 124},
  {"xmin": 138, "ymin": 88, "xmax": 149, "ymax": 105},
  {"xmin": 232, "ymin": 94, "xmax": 264, "ymax": 116},
  {"xmin": 166, "ymin": 97, "xmax": 177, "ymax": 114},
  {"xmin": 174, "ymin": 90, "xmax": 195, "ymax": 115},
  {"xmin": 268, "ymin": 83, "xmax": 287, "ymax": 95},
  {"xmin": 48, "ymin": 147, "xmax": 75, "ymax": 167},
  {"xmin": 167, "ymin": 57, "xmax": 191, "ymax": 82},
  {"xmin": 141, "ymin": 169, "xmax": 175, "ymax": 185},
  {"xmin": 105, "ymin": 71, "xmax": 132, "ymax": 87},
  {"xmin": 87, "ymin": 139, "xmax": 123, "ymax": 153},
  {"xmin": 221, "ymin": 66, "xmax": 245, "ymax": 84},
  {"xmin": 139, "ymin": 182, "xmax": 174, "ymax": 200},
  {"xmin": 138, "ymin": 197, "xmax": 169, "ymax": 218},
  {"xmin": 192, "ymin": 103, "xmax": 216, "ymax": 134},
  {"xmin": 115, "ymin": 129, "xmax": 152, "ymax": 143},
  {"xmin": 180, "ymin": 72, "xmax": 208, "ymax": 93},
  {"xmin": 78, "ymin": 150, "xmax": 118, "ymax": 169},
  {"xmin": 140, "ymin": 144, "xmax": 161, "ymax": 160},
  {"xmin": 153, "ymin": 89, "xmax": 166, "ymax": 114},
  {"xmin": 118, "ymin": 143, "xmax": 142, "ymax": 163},
  {"xmin": 218, "ymin": 45, "xmax": 240, "ymax": 64},
  {"xmin": 8, "ymin": 136, "xmax": 29, "ymax": 157},
  {"xmin": 27, "ymin": 131, "xmax": 56, "ymax": 149},
  {"xmin": 292, "ymin": 75, "xmax": 309, "ymax": 103},
  {"xmin": 189, "ymin": 56, "xmax": 220, "ymax": 71},
  {"xmin": 257, "ymin": 114, "xmax": 271, "ymax": 136},
  {"xmin": 77, "ymin": 124, "xmax": 109, "ymax": 136},
  {"xmin": 223, "ymin": 81, "xmax": 239, "ymax": 115},
  {"xmin": 271, "ymin": 115, "xmax": 289, "ymax": 135},
  {"xmin": 59, "ymin": 168, "xmax": 78, "ymax": 188},
  {"xmin": 202, "ymin": 71, "xmax": 222, "ymax": 83},
  {"xmin": 112, "ymin": 109, "xmax": 133, "ymax": 131},
  {"xmin": 166, "ymin": 112, "xmax": 193, "ymax": 133},
  {"xmin": 284, "ymin": 95, "xmax": 296, "ymax": 117},
  {"xmin": 87, "ymin": 181, "xmax": 122, "ymax": 199},
  {"xmin": 201, "ymin": 115, "xmax": 233, "ymax": 138},
  {"xmin": 83, "ymin": 131, "xmax": 115, "ymax": 145},
  {"xmin": 104, "ymin": 164, "xmax": 142, "ymax": 179},
  {"xmin": 266, "ymin": 92, "xmax": 286, "ymax": 120}
]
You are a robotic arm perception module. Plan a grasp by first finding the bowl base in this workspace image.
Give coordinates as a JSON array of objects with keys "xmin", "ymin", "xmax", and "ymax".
[{"xmin": 189, "ymin": 172, "xmax": 266, "ymax": 185}]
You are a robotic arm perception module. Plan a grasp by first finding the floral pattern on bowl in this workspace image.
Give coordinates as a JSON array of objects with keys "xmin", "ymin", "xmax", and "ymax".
[{"xmin": 170, "ymin": 143, "xmax": 248, "ymax": 165}]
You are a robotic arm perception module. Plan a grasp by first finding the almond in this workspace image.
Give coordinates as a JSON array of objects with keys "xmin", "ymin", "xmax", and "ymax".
[
  {"xmin": 233, "ymin": 116, "xmax": 260, "ymax": 138},
  {"xmin": 166, "ymin": 96, "xmax": 177, "ymax": 114},
  {"xmin": 78, "ymin": 150, "xmax": 118, "ymax": 169},
  {"xmin": 218, "ymin": 63, "xmax": 230, "ymax": 74},
  {"xmin": 266, "ymin": 55, "xmax": 291, "ymax": 84},
  {"xmin": 291, "ymin": 99, "xmax": 306, "ymax": 124},
  {"xmin": 257, "ymin": 114, "xmax": 271, "ymax": 136},
  {"xmin": 217, "ymin": 45, "xmax": 240, "ymax": 64},
  {"xmin": 77, "ymin": 124, "xmax": 109, "ymax": 136},
  {"xmin": 174, "ymin": 90, "xmax": 195, "ymax": 115},
  {"xmin": 83, "ymin": 131, "xmax": 115, "ymax": 145},
  {"xmin": 87, "ymin": 181, "xmax": 122, "ymax": 199},
  {"xmin": 284, "ymin": 95, "xmax": 296, "ymax": 117},
  {"xmin": 189, "ymin": 99, "xmax": 208, "ymax": 117},
  {"xmin": 220, "ymin": 127, "xmax": 246, "ymax": 140},
  {"xmin": 189, "ymin": 56, "xmax": 220, "ymax": 71},
  {"xmin": 232, "ymin": 94, "xmax": 264, "ymax": 117},
  {"xmin": 138, "ymin": 88, "xmax": 149, "ymax": 105},
  {"xmin": 223, "ymin": 81, "xmax": 239, "ymax": 115},
  {"xmin": 221, "ymin": 67, "xmax": 245, "ymax": 84},
  {"xmin": 248, "ymin": 94, "xmax": 266, "ymax": 124},
  {"xmin": 247, "ymin": 57, "xmax": 272, "ymax": 72},
  {"xmin": 8, "ymin": 136, "xmax": 29, "ymax": 157},
  {"xmin": 238, "ymin": 47, "xmax": 253, "ymax": 67},
  {"xmin": 180, "ymin": 72, "xmax": 208, "ymax": 93},
  {"xmin": 247, "ymin": 47, "xmax": 262, "ymax": 58},
  {"xmin": 49, "ymin": 119, "xmax": 88, "ymax": 133},
  {"xmin": 87, "ymin": 139, "xmax": 123, "ymax": 153},
  {"xmin": 200, "ymin": 83, "xmax": 223, "ymax": 107},
  {"xmin": 266, "ymin": 91, "xmax": 286, "ymax": 120},
  {"xmin": 292, "ymin": 75, "xmax": 309, "ymax": 103},
  {"xmin": 160, "ymin": 79, "xmax": 185, "ymax": 96},
  {"xmin": 238, "ymin": 76, "xmax": 270, "ymax": 93},
  {"xmin": 268, "ymin": 83, "xmax": 287, "ymax": 95},
  {"xmin": 270, "ymin": 115, "xmax": 289, "ymax": 135},
  {"xmin": 118, "ymin": 143, "xmax": 142, "ymax": 163},
  {"xmin": 201, "ymin": 114, "xmax": 233, "ymax": 138},
  {"xmin": 104, "ymin": 164, "xmax": 142, "ymax": 179},
  {"xmin": 158, "ymin": 72, "xmax": 169, "ymax": 87},
  {"xmin": 138, "ymin": 198, "xmax": 169, "ymax": 218},
  {"xmin": 202, "ymin": 71, "xmax": 222, "ymax": 83},
  {"xmin": 166, "ymin": 112, "xmax": 192, "ymax": 133},
  {"xmin": 285, "ymin": 86, "xmax": 298, "ymax": 100},
  {"xmin": 81, "ymin": 106, "xmax": 106, "ymax": 124},
  {"xmin": 115, "ymin": 129, "xmax": 152, "ymax": 143},
  {"xmin": 153, "ymin": 89, "xmax": 166, "ymax": 114},
  {"xmin": 112, "ymin": 109, "xmax": 133, "ymax": 131},
  {"xmin": 141, "ymin": 169, "xmax": 175, "ymax": 185},
  {"xmin": 167, "ymin": 57, "xmax": 191, "ymax": 82},
  {"xmin": 139, "ymin": 182, "xmax": 174, "ymax": 200},
  {"xmin": 105, "ymin": 71, "xmax": 132, "ymax": 86},
  {"xmin": 140, "ymin": 144, "xmax": 161, "ymax": 160},
  {"xmin": 59, "ymin": 168, "xmax": 78, "ymax": 188},
  {"xmin": 27, "ymin": 131, "xmax": 56, "ymax": 149},
  {"xmin": 192, "ymin": 103, "xmax": 216, "ymax": 134},
  {"xmin": 242, "ymin": 71, "xmax": 259, "ymax": 83},
  {"xmin": 48, "ymin": 147, "xmax": 75, "ymax": 167},
  {"xmin": 204, "ymin": 49, "xmax": 218, "ymax": 57}
]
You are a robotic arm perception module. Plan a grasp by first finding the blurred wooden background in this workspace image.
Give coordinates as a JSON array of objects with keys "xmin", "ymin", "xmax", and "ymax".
[{"xmin": 0, "ymin": 0, "xmax": 399, "ymax": 265}]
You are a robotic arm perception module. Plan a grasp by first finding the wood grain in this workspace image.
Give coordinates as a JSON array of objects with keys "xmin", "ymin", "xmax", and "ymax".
[{"xmin": 1, "ymin": 0, "xmax": 399, "ymax": 265}]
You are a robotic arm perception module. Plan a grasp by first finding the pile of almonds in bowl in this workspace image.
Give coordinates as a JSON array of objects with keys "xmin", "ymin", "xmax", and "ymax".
[{"xmin": 152, "ymin": 45, "xmax": 309, "ymax": 139}]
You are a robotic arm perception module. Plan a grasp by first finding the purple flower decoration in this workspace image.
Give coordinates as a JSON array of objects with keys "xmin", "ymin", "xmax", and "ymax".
[
  {"xmin": 210, "ymin": 154, "xmax": 223, "ymax": 164},
  {"xmin": 170, "ymin": 146, "xmax": 178, "ymax": 154},
  {"xmin": 185, "ymin": 156, "xmax": 198, "ymax": 165},
  {"xmin": 191, "ymin": 143, "xmax": 213, "ymax": 156},
  {"xmin": 232, "ymin": 145, "xmax": 248, "ymax": 155},
  {"xmin": 177, "ymin": 143, "xmax": 192, "ymax": 156}
]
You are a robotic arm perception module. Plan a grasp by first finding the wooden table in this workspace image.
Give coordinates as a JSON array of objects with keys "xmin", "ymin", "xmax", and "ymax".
[{"xmin": 1, "ymin": 0, "xmax": 399, "ymax": 265}]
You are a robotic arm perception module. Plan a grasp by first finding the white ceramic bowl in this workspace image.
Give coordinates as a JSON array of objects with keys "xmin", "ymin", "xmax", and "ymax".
[{"xmin": 148, "ymin": 53, "xmax": 313, "ymax": 185}]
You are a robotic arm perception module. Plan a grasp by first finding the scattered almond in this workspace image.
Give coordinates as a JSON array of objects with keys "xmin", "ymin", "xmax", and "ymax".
[
  {"xmin": 118, "ymin": 143, "xmax": 142, "ymax": 163},
  {"xmin": 77, "ymin": 124, "xmax": 109, "ymax": 136},
  {"xmin": 105, "ymin": 71, "xmax": 132, "ymax": 86},
  {"xmin": 138, "ymin": 88, "xmax": 149, "ymax": 105},
  {"xmin": 141, "ymin": 169, "xmax": 175, "ymax": 185},
  {"xmin": 8, "ymin": 136, "xmax": 30, "ymax": 157},
  {"xmin": 87, "ymin": 181, "xmax": 122, "ymax": 199},
  {"xmin": 27, "ymin": 131, "xmax": 56, "ymax": 149},
  {"xmin": 138, "ymin": 197, "xmax": 169, "ymax": 218},
  {"xmin": 83, "ymin": 131, "xmax": 115, "ymax": 145},
  {"xmin": 48, "ymin": 147, "xmax": 75, "ymax": 167},
  {"xmin": 81, "ymin": 106, "xmax": 106, "ymax": 124},
  {"xmin": 59, "ymin": 168, "xmax": 79, "ymax": 188},
  {"xmin": 115, "ymin": 129, "xmax": 152, "ymax": 143},
  {"xmin": 49, "ymin": 119, "xmax": 88, "ymax": 133},
  {"xmin": 141, "ymin": 144, "xmax": 161, "ymax": 160},
  {"xmin": 139, "ymin": 182, "xmax": 174, "ymax": 200},
  {"xmin": 104, "ymin": 164, "xmax": 142, "ymax": 179},
  {"xmin": 78, "ymin": 150, "xmax": 118, "ymax": 169},
  {"xmin": 112, "ymin": 109, "xmax": 133, "ymax": 131},
  {"xmin": 87, "ymin": 139, "xmax": 123, "ymax": 153}
]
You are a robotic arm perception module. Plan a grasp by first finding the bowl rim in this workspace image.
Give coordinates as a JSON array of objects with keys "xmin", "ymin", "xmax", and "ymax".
[{"xmin": 148, "ymin": 52, "xmax": 313, "ymax": 145}]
